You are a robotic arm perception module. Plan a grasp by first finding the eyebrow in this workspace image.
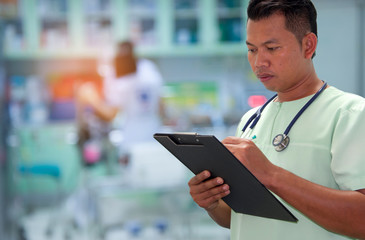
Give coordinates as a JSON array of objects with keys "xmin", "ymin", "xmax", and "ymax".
[{"xmin": 246, "ymin": 38, "xmax": 280, "ymax": 47}]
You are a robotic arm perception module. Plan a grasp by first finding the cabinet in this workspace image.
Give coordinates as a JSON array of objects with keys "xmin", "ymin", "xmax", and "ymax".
[
  {"xmin": 3, "ymin": 0, "xmax": 248, "ymax": 59},
  {"xmin": 1, "ymin": 0, "xmax": 25, "ymax": 54},
  {"xmin": 7, "ymin": 123, "xmax": 80, "ymax": 195}
]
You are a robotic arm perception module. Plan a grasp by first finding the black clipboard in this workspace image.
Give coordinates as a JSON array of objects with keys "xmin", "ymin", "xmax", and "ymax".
[{"xmin": 154, "ymin": 132, "xmax": 298, "ymax": 222}]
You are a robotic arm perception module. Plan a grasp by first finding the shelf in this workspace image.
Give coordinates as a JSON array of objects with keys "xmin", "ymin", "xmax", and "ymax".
[
  {"xmin": 4, "ymin": 43, "xmax": 246, "ymax": 60},
  {"xmin": 137, "ymin": 43, "xmax": 247, "ymax": 57},
  {"xmin": 2, "ymin": 0, "xmax": 248, "ymax": 59},
  {"xmin": 217, "ymin": 7, "xmax": 242, "ymax": 18},
  {"xmin": 174, "ymin": 9, "xmax": 199, "ymax": 18},
  {"xmin": 129, "ymin": 8, "xmax": 157, "ymax": 18}
]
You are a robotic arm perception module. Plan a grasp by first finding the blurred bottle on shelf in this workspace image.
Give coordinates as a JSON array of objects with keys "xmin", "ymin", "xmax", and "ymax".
[
  {"xmin": 8, "ymin": 75, "xmax": 50, "ymax": 126},
  {"xmin": 24, "ymin": 76, "xmax": 50, "ymax": 125}
]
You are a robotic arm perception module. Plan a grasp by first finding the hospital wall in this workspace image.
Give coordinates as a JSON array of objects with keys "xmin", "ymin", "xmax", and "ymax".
[{"xmin": 314, "ymin": 0, "xmax": 365, "ymax": 96}]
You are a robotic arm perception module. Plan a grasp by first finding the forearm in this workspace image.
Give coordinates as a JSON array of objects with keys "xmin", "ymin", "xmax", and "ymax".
[
  {"xmin": 268, "ymin": 166, "xmax": 365, "ymax": 239},
  {"xmin": 90, "ymin": 100, "xmax": 119, "ymax": 122},
  {"xmin": 206, "ymin": 199, "xmax": 231, "ymax": 229}
]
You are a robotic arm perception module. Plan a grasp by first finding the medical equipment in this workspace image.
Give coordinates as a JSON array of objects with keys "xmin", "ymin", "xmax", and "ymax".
[{"xmin": 241, "ymin": 82, "xmax": 328, "ymax": 152}]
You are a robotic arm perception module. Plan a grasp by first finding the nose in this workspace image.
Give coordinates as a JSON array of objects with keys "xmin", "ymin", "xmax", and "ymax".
[{"xmin": 254, "ymin": 50, "xmax": 269, "ymax": 68}]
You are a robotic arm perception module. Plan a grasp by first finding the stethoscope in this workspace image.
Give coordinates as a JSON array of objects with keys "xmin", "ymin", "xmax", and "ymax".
[{"xmin": 241, "ymin": 82, "xmax": 328, "ymax": 152}]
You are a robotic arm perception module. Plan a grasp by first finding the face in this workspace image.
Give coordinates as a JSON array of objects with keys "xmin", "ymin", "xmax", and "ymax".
[{"xmin": 246, "ymin": 13, "xmax": 311, "ymax": 93}]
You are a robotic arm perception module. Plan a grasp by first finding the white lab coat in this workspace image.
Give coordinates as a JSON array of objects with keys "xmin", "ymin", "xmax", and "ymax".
[{"xmin": 103, "ymin": 59, "xmax": 163, "ymax": 150}]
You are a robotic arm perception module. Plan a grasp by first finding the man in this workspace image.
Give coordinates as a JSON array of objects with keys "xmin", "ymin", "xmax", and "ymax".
[{"xmin": 188, "ymin": 0, "xmax": 365, "ymax": 239}]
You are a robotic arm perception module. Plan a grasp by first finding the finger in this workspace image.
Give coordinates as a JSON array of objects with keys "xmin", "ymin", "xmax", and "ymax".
[
  {"xmin": 197, "ymin": 183, "xmax": 230, "ymax": 201},
  {"xmin": 222, "ymin": 136, "xmax": 248, "ymax": 145},
  {"xmin": 223, "ymin": 139, "xmax": 256, "ymax": 154},
  {"xmin": 188, "ymin": 173, "xmax": 230, "ymax": 208},
  {"xmin": 188, "ymin": 170, "xmax": 211, "ymax": 186},
  {"xmin": 224, "ymin": 142, "xmax": 243, "ymax": 152},
  {"xmin": 189, "ymin": 175, "xmax": 226, "ymax": 193},
  {"xmin": 195, "ymin": 185, "xmax": 231, "ymax": 209}
]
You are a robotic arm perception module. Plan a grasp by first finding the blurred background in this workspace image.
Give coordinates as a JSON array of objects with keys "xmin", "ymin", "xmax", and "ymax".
[{"xmin": 0, "ymin": 0, "xmax": 364, "ymax": 239}]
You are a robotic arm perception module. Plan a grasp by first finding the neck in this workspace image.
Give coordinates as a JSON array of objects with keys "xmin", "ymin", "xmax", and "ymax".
[{"xmin": 276, "ymin": 76, "xmax": 325, "ymax": 103}]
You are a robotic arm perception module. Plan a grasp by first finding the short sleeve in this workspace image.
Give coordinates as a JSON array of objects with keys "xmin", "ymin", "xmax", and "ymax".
[{"xmin": 331, "ymin": 102, "xmax": 365, "ymax": 191}]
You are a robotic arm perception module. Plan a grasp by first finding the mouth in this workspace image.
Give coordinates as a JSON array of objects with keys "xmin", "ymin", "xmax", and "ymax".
[{"xmin": 256, "ymin": 73, "xmax": 274, "ymax": 83}]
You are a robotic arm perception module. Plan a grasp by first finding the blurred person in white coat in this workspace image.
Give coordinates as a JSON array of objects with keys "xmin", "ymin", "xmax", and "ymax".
[{"xmin": 77, "ymin": 41, "xmax": 165, "ymax": 161}]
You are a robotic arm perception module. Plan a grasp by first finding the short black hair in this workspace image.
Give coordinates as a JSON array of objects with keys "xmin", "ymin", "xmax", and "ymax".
[{"xmin": 247, "ymin": 0, "xmax": 317, "ymax": 57}]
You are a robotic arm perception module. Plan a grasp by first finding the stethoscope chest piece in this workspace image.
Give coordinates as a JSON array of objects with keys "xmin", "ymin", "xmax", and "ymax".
[{"xmin": 272, "ymin": 134, "xmax": 290, "ymax": 152}]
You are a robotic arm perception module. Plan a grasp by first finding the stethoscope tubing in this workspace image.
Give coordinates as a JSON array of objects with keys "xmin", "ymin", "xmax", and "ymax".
[
  {"xmin": 241, "ymin": 93, "xmax": 277, "ymax": 133},
  {"xmin": 282, "ymin": 82, "xmax": 327, "ymax": 135},
  {"xmin": 241, "ymin": 82, "xmax": 327, "ymax": 151}
]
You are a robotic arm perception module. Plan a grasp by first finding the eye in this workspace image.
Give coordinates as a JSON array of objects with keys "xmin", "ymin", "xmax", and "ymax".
[
  {"xmin": 267, "ymin": 46, "xmax": 280, "ymax": 51},
  {"xmin": 247, "ymin": 48, "xmax": 257, "ymax": 53}
]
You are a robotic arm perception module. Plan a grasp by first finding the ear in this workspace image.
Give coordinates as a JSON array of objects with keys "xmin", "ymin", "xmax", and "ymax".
[{"xmin": 302, "ymin": 32, "xmax": 317, "ymax": 59}]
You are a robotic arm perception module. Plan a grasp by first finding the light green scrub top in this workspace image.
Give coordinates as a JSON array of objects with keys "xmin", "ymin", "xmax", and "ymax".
[{"xmin": 231, "ymin": 87, "xmax": 365, "ymax": 240}]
